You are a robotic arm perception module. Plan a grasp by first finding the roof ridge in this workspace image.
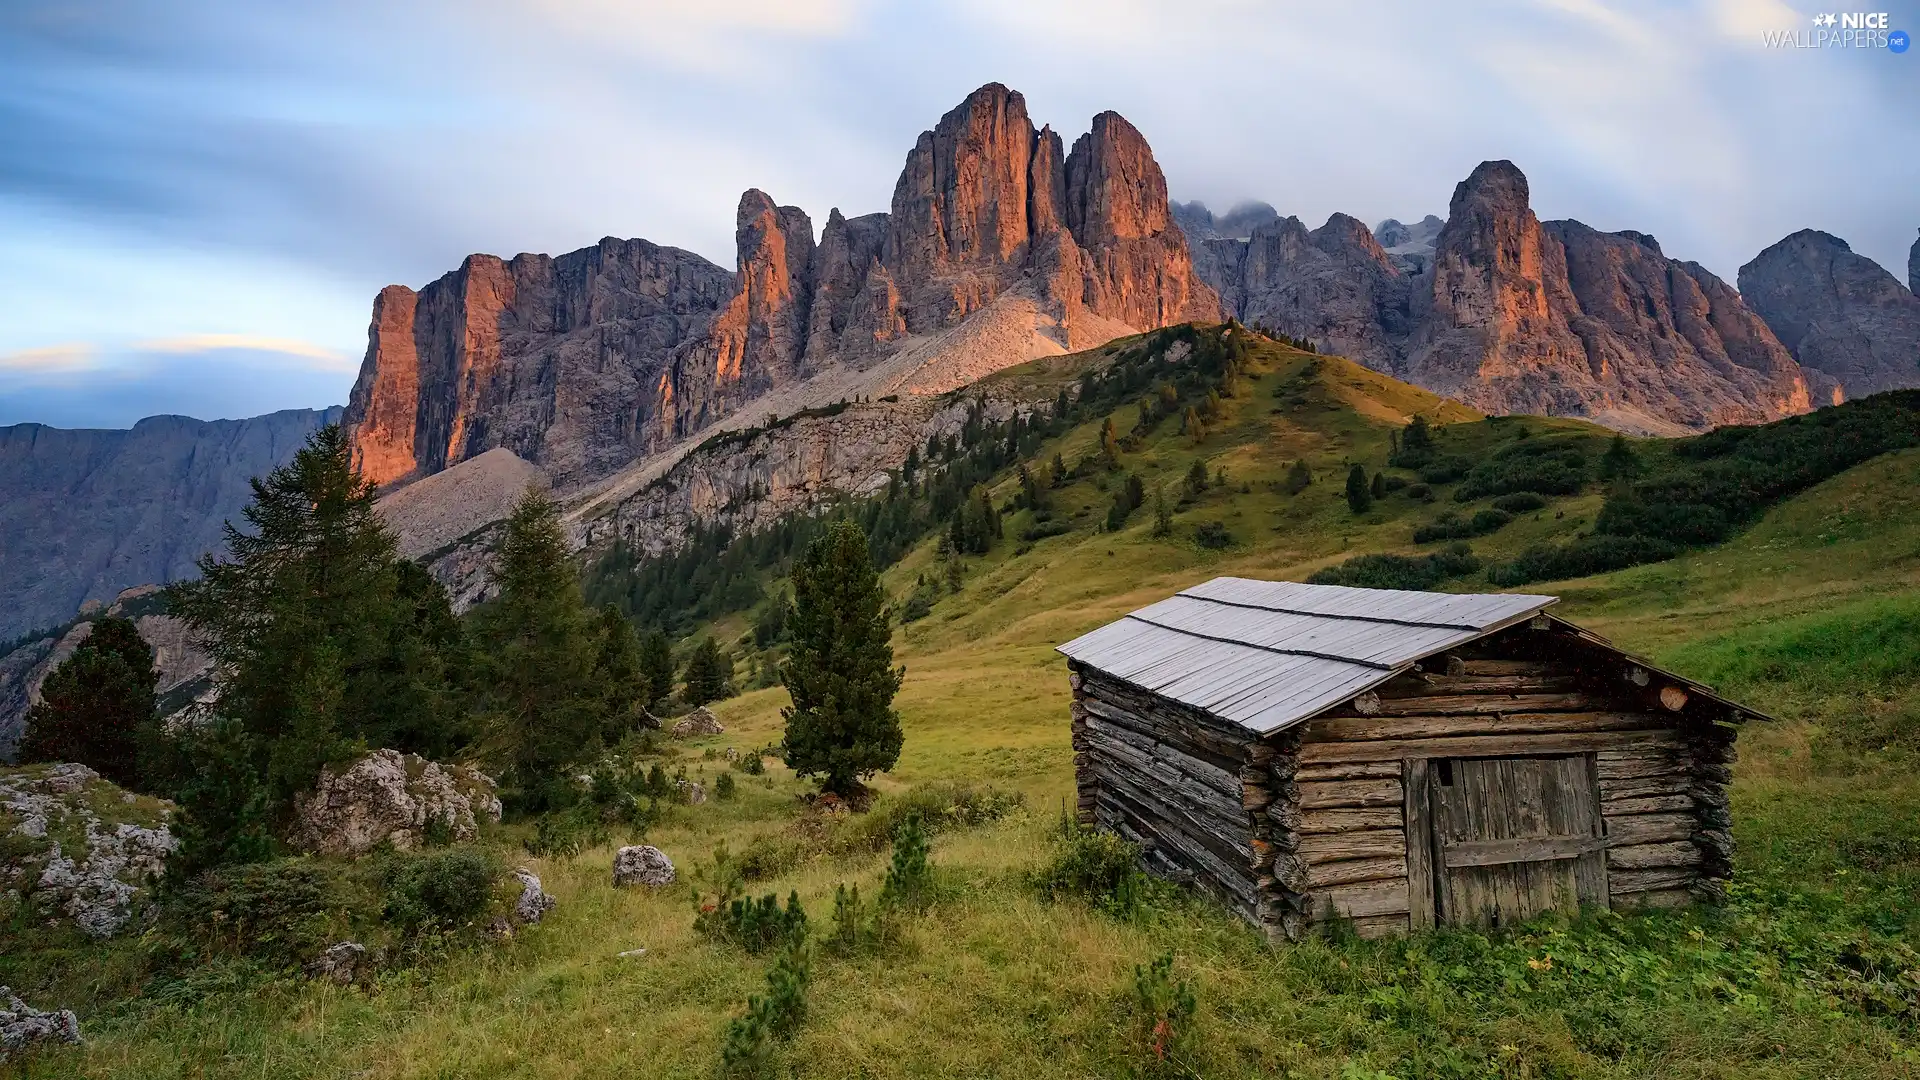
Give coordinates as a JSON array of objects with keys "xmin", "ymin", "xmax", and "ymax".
[
  {"xmin": 1122, "ymin": 612, "xmax": 1399, "ymax": 671},
  {"xmin": 1173, "ymin": 588, "xmax": 1542, "ymax": 632}
]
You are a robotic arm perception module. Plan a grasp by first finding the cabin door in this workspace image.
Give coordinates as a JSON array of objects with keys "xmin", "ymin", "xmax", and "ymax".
[{"xmin": 1424, "ymin": 755, "xmax": 1608, "ymax": 928}]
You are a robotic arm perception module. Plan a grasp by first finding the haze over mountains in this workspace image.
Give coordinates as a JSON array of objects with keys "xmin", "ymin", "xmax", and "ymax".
[{"xmin": 2, "ymin": 82, "xmax": 1917, "ymax": 642}]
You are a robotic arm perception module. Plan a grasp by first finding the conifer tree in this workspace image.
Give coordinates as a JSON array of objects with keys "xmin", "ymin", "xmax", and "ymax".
[
  {"xmin": 1100, "ymin": 417, "xmax": 1122, "ymax": 468},
  {"xmin": 1370, "ymin": 471, "xmax": 1388, "ymax": 500},
  {"xmin": 639, "ymin": 628, "xmax": 675, "ymax": 709},
  {"xmin": 18, "ymin": 616, "xmax": 157, "ymax": 790},
  {"xmin": 683, "ymin": 636, "xmax": 734, "ymax": 706},
  {"xmin": 1395, "ymin": 414, "xmax": 1435, "ymax": 466},
  {"xmin": 1285, "ymin": 459, "xmax": 1313, "ymax": 495},
  {"xmin": 1182, "ymin": 407, "xmax": 1207, "ymax": 442},
  {"xmin": 1346, "ymin": 464, "xmax": 1373, "ymax": 514},
  {"xmin": 1151, "ymin": 486, "xmax": 1174, "ymax": 538},
  {"xmin": 167, "ymin": 425, "xmax": 456, "ymax": 861},
  {"xmin": 780, "ymin": 520, "xmax": 904, "ymax": 796},
  {"xmin": 1050, "ymin": 452, "xmax": 1068, "ymax": 486},
  {"xmin": 592, "ymin": 605, "xmax": 649, "ymax": 740},
  {"xmin": 1183, "ymin": 459, "xmax": 1210, "ymax": 499},
  {"xmin": 470, "ymin": 489, "xmax": 602, "ymax": 799},
  {"xmin": 1601, "ymin": 434, "xmax": 1641, "ymax": 479}
]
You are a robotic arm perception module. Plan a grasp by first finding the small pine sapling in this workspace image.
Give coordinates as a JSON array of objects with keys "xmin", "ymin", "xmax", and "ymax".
[
  {"xmin": 1133, "ymin": 951, "xmax": 1198, "ymax": 1076},
  {"xmin": 879, "ymin": 810, "xmax": 933, "ymax": 911}
]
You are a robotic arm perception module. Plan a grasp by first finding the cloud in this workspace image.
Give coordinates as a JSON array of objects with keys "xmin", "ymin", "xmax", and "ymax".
[
  {"xmin": 133, "ymin": 334, "xmax": 353, "ymax": 369},
  {"xmin": 0, "ymin": 343, "xmax": 96, "ymax": 372}
]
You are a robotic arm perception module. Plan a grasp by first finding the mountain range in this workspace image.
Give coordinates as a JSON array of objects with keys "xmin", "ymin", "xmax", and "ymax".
[{"xmin": 2, "ymin": 82, "xmax": 1918, "ymax": 644}]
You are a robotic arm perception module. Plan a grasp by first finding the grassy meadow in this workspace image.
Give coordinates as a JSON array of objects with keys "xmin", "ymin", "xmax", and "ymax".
[{"xmin": 9, "ymin": 338, "xmax": 1920, "ymax": 1078}]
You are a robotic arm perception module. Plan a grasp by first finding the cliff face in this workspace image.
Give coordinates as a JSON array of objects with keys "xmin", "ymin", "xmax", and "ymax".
[
  {"xmin": 1909, "ymin": 230, "xmax": 1918, "ymax": 297},
  {"xmin": 0, "ymin": 407, "xmax": 342, "ymax": 641},
  {"xmin": 345, "ymin": 83, "xmax": 1215, "ymax": 493},
  {"xmin": 1737, "ymin": 229, "xmax": 1920, "ymax": 403},
  {"xmin": 1189, "ymin": 160, "xmax": 1811, "ymax": 433}
]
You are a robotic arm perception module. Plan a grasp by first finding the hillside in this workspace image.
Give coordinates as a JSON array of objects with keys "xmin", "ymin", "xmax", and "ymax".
[{"xmin": 9, "ymin": 328, "xmax": 1917, "ymax": 1079}]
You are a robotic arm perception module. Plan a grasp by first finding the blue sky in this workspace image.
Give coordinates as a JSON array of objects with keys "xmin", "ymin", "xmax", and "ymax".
[{"xmin": 2, "ymin": 0, "xmax": 1915, "ymax": 428}]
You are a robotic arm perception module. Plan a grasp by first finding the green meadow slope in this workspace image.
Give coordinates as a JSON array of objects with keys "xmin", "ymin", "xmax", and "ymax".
[{"xmin": 11, "ymin": 333, "xmax": 1920, "ymax": 1079}]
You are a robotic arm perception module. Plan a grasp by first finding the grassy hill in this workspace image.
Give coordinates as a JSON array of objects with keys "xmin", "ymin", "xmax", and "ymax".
[{"xmin": 11, "ymin": 331, "xmax": 1920, "ymax": 1079}]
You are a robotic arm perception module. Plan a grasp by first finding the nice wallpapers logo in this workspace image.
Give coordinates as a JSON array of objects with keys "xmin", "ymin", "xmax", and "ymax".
[{"xmin": 1764, "ymin": 11, "xmax": 1910, "ymax": 50}]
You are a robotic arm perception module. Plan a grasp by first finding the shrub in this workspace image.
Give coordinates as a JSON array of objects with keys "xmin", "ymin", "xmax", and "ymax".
[
  {"xmin": 1031, "ymin": 824, "xmax": 1149, "ymax": 918},
  {"xmin": 1418, "ymin": 456, "xmax": 1472, "ymax": 484},
  {"xmin": 1405, "ymin": 483, "xmax": 1434, "ymax": 502},
  {"xmin": 698, "ymin": 888, "xmax": 809, "ymax": 954},
  {"xmin": 1193, "ymin": 521, "xmax": 1233, "ymax": 550},
  {"xmin": 1492, "ymin": 491, "xmax": 1547, "ymax": 513},
  {"xmin": 1487, "ymin": 535, "xmax": 1681, "ymax": 586},
  {"xmin": 879, "ymin": 811, "xmax": 933, "ymax": 911},
  {"xmin": 382, "ymin": 847, "xmax": 503, "ymax": 933},
  {"xmin": 1453, "ymin": 440, "xmax": 1589, "ymax": 500},
  {"xmin": 1308, "ymin": 544, "xmax": 1482, "ymax": 590},
  {"xmin": 1412, "ymin": 509, "xmax": 1511, "ymax": 543},
  {"xmin": 1019, "ymin": 519, "xmax": 1073, "ymax": 542},
  {"xmin": 719, "ymin": 933, "xmax": 812, "ymax": 1078},
  {"xmin": 715, "ymin": 771, "xmax": 738, "ymax": 801},
  {"xmin": 162, "ymin": 858, "xmax": 353, "ymax": 967},
  {"xmin": 1594, "ymin": 498, "xmax": 1731, "ymax": 546},
  {"xmin": 1133, "ymin": 951, "xmax": 1198, "ymax": 1077},
  {"xmin": 1282, "ymin": 459, "xmax": 1312, "ymax": 495}
]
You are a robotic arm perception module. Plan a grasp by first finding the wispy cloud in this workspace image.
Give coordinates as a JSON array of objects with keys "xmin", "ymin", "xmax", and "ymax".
[
  {"xmin": 0, "ymin": 343, "xmax": 95, "ymax": 372},
  {"xmin": 133, "ymin": 333, "xmax": 353, "ymax": 369}
]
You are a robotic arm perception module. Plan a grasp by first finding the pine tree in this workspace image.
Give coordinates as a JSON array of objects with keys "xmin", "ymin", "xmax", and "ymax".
[
  {"xmin": 1182, "ymin": 407, "xmax": 1207, "ymax": 442},
  {"xmin": 1346, "ymin": 464, "xmax": 1373, "ymax": 514},
  {"xmin": 683, "ymin": 636, "xmax": 734, "ymax": 706},
  {"xmin": 592, "ymin": 605, "xmax": 649, "ymax": 741},
  {"xmin": 639, "ymin": 628, "xmax": 675, "ymax": 709},
  {"xmin": 166, "ymin": 425, "xmax": 455, "ymax": 860},
  {"xmin": 469, "ymin": 489, "xmax": 603, "ymax": 799},
  {"xmin": 1284, "ymin": 459, "xmax": 1313, "ymax": 495},
  {"xmin": 1370, "ymin": 471, "xmax": 1388, "ymax": 500},
  {"xmin": 18, "ymin": 616, "xmax": 157, "ymax": 790},
  {"xmin": 1601, "ymin": 434, "xmax": 1640, "ymax": 479},
  {"xmin": 879, "ymin": 811, "xmax": 933, "ymax": 911},
  {"xmin": 1100, "ymin": 417, "xmax": 1122, "ymax": 469},
  {"xmin": 780, "ymin": 520, "xmax": 905, "ymax": 797},
  {"xmin": 1151, "ymin": 486, "xmax": 1173, "ymax": 539},
  {"xmin": 1050, "ymin": 452, "xmax": 1068, "ymax": 486},
  {"xmin": 1182, "ymin": 459, "xmax": 1208, "ymax": 499}
]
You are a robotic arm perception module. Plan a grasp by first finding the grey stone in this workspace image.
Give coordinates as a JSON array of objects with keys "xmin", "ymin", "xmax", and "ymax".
[
  {"xmin": 612, "ymin": 845, "xmax": 675, "ymax": 888},
  {"xmin": 670, "ymin": 708, "xmax": 725, "ymax": 738},
  {"xmin": 291, "ymin": 750, "xmax": 501, "ymax": 858},
  {"xmin": 0, "ymin": 986, "xmax": 81, "ymax": 1061},
  {"xmin": 306, "ymin": 942, "xmax": 366, "ymax": 985},
  {"xmin": 510, "ymin": 867, "xmax": 555, "ymax": 925},
  {"xmin": 1, "ymin": 765, "xmax": 174, "ymax": 938}
]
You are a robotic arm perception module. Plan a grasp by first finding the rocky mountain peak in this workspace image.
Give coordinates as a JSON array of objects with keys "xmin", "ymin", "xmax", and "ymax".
[
  {"xmin": 1908, "ymin": 228, "xmax": 1918, "ymax": 295},
  {"xmin": 1738, "ymin": 228, "xmax": 1920, "ymax": 402},
  {"xmin": 1064, "ymin": 111, "xmax": 1171, "ymax": 248}
]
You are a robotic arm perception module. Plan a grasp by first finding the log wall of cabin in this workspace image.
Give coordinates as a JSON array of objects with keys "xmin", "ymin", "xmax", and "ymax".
[
  {"xmin": 1281, "ymin": 624, "xmax": 1738, "ymax": 938},
  {"xmin": 1068, "ymin": 664, "xmax": 1304, "ymax": 938}
]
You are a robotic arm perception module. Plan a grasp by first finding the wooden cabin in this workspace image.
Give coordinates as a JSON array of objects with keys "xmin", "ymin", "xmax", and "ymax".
[{"xmin": 1057, "ymin": 578, "xmax": 1762, "ymax": 940}]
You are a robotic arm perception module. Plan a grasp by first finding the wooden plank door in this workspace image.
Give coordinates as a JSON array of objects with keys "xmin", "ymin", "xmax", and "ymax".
[{"xmin": 1426, "ymin": 755, "xmax": 1607, "ymax": 928}]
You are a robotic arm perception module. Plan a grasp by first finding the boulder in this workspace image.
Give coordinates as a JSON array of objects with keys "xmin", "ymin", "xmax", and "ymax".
[
  {"xmin": 0, "ymin": 764, "xmax": 175, "ymax": 938},
  {"xmin": 670, "ymin": 707, "xmax": 725, "ymax": 738},
  {"xmin": 612, "ymin": 845, "xmax": 675, "ymax": 888},
  {"xmin": 306, "ymin": 942, "xmax": 366, "ymax": 986},
  {"xmin": 675, "ymin": 779, "xmax": 707, "ymax": 806},
  {"xmin": 511, "ymin": 867, "xmax": 556, "ymax": 924},
  {"xmin": 0, "ymin": 986, "xmax": 80, "ymax": 1061},
  {"xmin": 291, "ymin": 750, "xmax": 501, "ymax": 857}
]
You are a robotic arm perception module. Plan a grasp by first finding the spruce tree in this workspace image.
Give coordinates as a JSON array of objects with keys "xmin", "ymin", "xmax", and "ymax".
[
  {"xmin": 18, "ymin": 616, "xmax": 157, "ymax": 789},
  {"xmin": 639, "ymin": 628, "xmax": 675, "ymax": 709},
  {"xmin": 1346, "ymin": 464, "xmax": 1373, "ymax": 514},
  {"xmin": 469, "ymin": 489, "xmax": 602, "ymax": 799},
  {"xmin": 1183, "ymin": 459, "xmax": 1209, "ymax": 498},
  {"xmin": 1151, "ymin": 486, "xmax": 1173, "ymax": 538},
  {"xmin": 683, "ymin": 637, "xmax": 734, "ymax": 706},
  {"xmin": 780, "ymin": 520, "xmax": 904, "ymax": 796},
  {"xmin": 1601, "ymin": 434, "xmax": 1640, "ymax": 479},
  {"xmin": 1370, "ymin": 471, "xmax": 1388, "ymax": 500},
  {"xmin": 167, "ymin": 425, "xmax": 453, "ymax": 859},
  {"xmin": 592, "ymin": 605, "xmax": 649, "ymax": 741}
]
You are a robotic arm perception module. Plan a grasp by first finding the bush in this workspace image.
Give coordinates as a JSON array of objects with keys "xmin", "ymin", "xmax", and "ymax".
[
  {"xmin": 382, "ymin": 847, "xmax": 503, "ymax": 933},
  {"xmin": 1412, "ymin": 509, "xmax": 1511, "ymax": 543},
  {"xmin": 1133, "ymin": 951, "xmax": 1198, "ymax": 1077},
  {"xmin": 1487, "ymin": 535, "xmax": 1681, "ymax": 586},
  {"xmin": 1453, "ymin": 440, "xmax": 1589, "ymax": 501},
  {"xmin": 1193, "ymin": 521, "xmax": 1233, "ymax": 550},
  {"xmin": 1492, "ymin": 491, "xmax": 1548, "ymax": 513},
  {"xmin": 1404, "ymin": 483, "xmax": 1434, "ymax": 502},
  {"xmin": 1418, "ymin": 456, "xmax": 1472, "ymax": 484},
  {"xmin": 1308, "ymin": 544, "xmax": 1482, "ymax": 590},
  {"xmin": 1031, "ymin": 824, "xmax": 1149, "ymax": 918},
  {"xmin": 1594, "ymin": 498, "xmax": 1731, "ymax": 546},
  {"xmin": 698, "ymin": 886, "xmax": 809, "ymax": 954},
  {"xmin": 719, "ymin": 933, "xmax": 812, "ymax": 1078},
  {"xmin": 161, "ymin": 858, "xmax": 355, "ymax": 967},
  {"xmin": 1020, "ymin": 519, "xmax": 1074, "ymax": 542},
  {"xmin": 715, "ymin": 771, "xmax": 738, "ymax": 800}
]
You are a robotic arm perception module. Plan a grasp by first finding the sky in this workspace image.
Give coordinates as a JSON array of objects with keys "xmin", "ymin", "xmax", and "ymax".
[{"xmin": 2, "ymin": 0, "xmax": 1915, "ymax": 429}]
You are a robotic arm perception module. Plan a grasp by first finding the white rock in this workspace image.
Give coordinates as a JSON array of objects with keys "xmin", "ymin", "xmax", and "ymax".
[
  {"xmin": 306, "ymin": 942, "xmax": 366, "ymax": 985},
  {"xmin": 290, "ymin": 750, "xmax": 501, "ymax": 857},
  {"xmin": 0, "ymin": 985, "xmax": 81, "ymax": 1061},
  {"xmin": 511, "ymin": 867, "xmax": 555, "ymax": 925},
  {"xmin": 669, "ymin": 708, "xmax": 725, "ymax": 737},
  {"xmin": 611, "ymin": 845, "xmax": 675, "ymax": 888}
]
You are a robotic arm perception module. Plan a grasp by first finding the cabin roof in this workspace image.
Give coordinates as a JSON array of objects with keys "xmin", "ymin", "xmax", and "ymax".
[{"xmin": 1056, "ymin": 578, "xmax": 1761, "ymax": 735}]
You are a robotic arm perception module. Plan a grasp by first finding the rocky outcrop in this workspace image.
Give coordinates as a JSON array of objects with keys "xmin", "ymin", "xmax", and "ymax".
[
  {"xmin": 1910, "ymin": 229, "xmax": 1918, "ymax": 296},
  {"xmin": 1185, "ymin": 160, "xmax": 1812, "ymax": 434},
  {"xmin": 344, "ymin": 83, "xmax": 1214, "ymax": 496},
  {"xmin": 0, "ymin": 987, "xmax": 81, "ymax": 1061},
  {"xmin": 612, "ymin": 844, "xmax": 675, "ymax": 888},
  {"xmin": 1373, "ymin": 215, "xmax": 1443, "ymax": 275},
  {"xmin": 510, "ymin": 867, "xmax": 555, "ymax": 925},
  {"xmin": 291, "ymin": 750, "xmax": 501, "ymax": 857},
  {"xmin": 0, "ymin": 764, "xmax": 176, "ymax": 938},
  {"xmin": 670, "ymin": 707, "xmax": 726, "ymax": 738},
  {"xmin": 306, "ymin": 942, "xmax": 367, "ymax": 985},
  {"xmin": 1737, "ymin": 229, "xmax": 1920, "ymax": 403},
  {"xmin": 0, "ymin": 407, "xmax": 342, "ymax": 641}
]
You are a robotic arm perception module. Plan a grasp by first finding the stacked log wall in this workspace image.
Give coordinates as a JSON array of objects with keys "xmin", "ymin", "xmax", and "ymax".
[{"xmin": 1068, "ymin": 665, "xmax": 1301, "ymax": 936}]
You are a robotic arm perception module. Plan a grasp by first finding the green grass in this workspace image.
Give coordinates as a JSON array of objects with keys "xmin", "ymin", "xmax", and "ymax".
[{"xmin": 7, "ymin": 339, "xmax": 1920, "ymax": 1078}]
